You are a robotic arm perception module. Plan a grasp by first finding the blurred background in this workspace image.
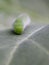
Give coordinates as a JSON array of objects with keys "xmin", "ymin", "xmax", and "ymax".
[{"xmin": 0, "ymin": 0, "xmax": 49, "ymax": 26}]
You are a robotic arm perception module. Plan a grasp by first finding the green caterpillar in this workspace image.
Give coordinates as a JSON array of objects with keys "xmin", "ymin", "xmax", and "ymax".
[{"xmin": 13, "ymin": 14, "xmax": 31, "ymax": 35}]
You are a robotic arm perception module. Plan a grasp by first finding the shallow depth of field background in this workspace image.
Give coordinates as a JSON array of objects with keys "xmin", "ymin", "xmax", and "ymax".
[{"xmin": 0, "ymin": 0, "xmax": 49, "ymax": 26}]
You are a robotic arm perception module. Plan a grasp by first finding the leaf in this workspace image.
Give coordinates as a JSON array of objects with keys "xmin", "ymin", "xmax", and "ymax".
[
  {"xmin": 9, "ymin": 40, "xmax": 49, "ymax": 65},
  {"xmin": 0, "ymin": 23, "xmax": 45, "ymax": 65}
]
